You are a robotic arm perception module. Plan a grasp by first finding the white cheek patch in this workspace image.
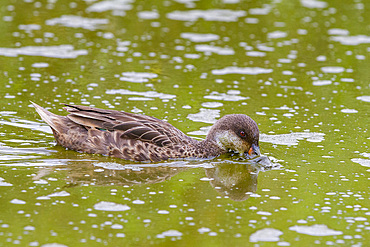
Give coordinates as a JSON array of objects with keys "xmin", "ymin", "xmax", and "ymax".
[{"xmin": 215, "ymin": 130, "xmax": 249, "ymax": 154}]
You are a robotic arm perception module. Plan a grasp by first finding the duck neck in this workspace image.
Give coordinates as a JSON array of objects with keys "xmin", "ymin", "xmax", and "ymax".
[{"xmin": 197, "ymin": 137, "xmax": 227, "ymax": 158}]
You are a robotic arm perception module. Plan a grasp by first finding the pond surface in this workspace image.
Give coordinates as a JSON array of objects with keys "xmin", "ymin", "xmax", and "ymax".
[{"xmin": 0, "ymin": 0, "xmax": 369, "ymax": 246}]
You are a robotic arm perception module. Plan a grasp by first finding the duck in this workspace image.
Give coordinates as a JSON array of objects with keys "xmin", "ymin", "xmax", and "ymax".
[{"xmin": 31, "ymin": 102, "xmax": 261, "ymax": 162}]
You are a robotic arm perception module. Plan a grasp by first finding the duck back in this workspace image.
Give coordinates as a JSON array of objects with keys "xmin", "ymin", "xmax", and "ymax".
[{"xmin": 32, "ymin": 102, "xmax": 211, "ymax": 162}]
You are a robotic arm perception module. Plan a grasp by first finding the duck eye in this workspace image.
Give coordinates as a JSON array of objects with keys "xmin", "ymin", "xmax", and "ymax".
[{"xmin": 239, "ymin": 131, "xmax": 246, "ymax": 137}]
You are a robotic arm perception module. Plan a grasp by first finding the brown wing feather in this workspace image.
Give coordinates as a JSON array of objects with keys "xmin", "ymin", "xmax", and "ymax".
[{"xmin": 63, "ymin": 104, "xmax": 194, "ymax": 147}]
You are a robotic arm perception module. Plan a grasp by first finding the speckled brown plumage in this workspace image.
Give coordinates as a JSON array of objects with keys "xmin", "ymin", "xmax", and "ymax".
[{"xmin": 32, "ymin": 102, "xmax": 260, "ymax": 162}]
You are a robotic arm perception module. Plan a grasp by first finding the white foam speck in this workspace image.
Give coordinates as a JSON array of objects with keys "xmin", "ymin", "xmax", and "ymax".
[
  {"xmin": 37, "ymin": 196, "xmax": 51, "ymax": 200},
  {"xmin": 0, "ymin": 111, "xmax": 16, "ymax": 116},
  {"xmin": 354, "ymin": 217, "xmax": 367, "ymax": 221},
  {"xmin": 198, "ymin": 227, "xmax": 211, "ymax": 233},
  {"xmin": 187, "ymin": 126, "xmax": 212, "ymax": 136},
  {"xmin": 328, "ymin": 28, "xmax": 350, "ymax": 36},
  {"xmin": 257, "ymin": 211, "xmax": 272, "ymax": 216},
  {"xmin": 204, "ymin": 91, "xmax": 248, "ymax": 101},
  {"xmin": 360, "ymin": 153, "xmax": 370, "ymax": 158},
  {"xmin": 340, "ymin": 78, "xmax": 354, "ymax": 82},
  {"xmin": 131, "ymin": 108, "xmax": 143, "ymax": 114},
  {"xmin": 93, "ymin": 201, "xmax": 131, "ymax": 211},
  {"xmin": 181, "ymin": 33, "xmax": 219, "ymax": 42},
  {"xmin": 316, "ymin": 55, "xmax": 326, "ymax": 61},
  {"xmin": 341, "ymin": 109, "xmax": 358, "ymax": 113},
  {"xmin": 0, "ymin": 177, "xmax": 12, "ymax": 186},
  {"xmin": 246, "ymin": 51, "xmax": 266, "ymax": 57},
  {"xmin": 35, "ymin": 191, "xmax": 69, "ymax": 200},
  {"xmin": 187, "ymin": 109, "xmax": 220, "ymax": 124},
  {"xmin": 250, "ymin": 228, "xmax": 283, "ymax": 242},
  {"xmin": 24, "ymin": 225, "xmax": 35, "ymax": 231},
  {"xmin": 212, "ymin": 66, "xmax": 273, "ymax": 75},
  {"xmin": 119, "ymin": 72, "xmax": 158, "ymax": 83},
  {"xmin": 122, "ymin": 72, "xmax": 157, "ymax": 79},
  {"xmin": 267, "ymin": 31, "xmax": 287, "ymax": 39},
  {"xmin": 321, "ymin": 66, "xmax": 345, "ymax": 73},
  {"xmin": 352, "ymin": 158, "xmax": 370, "ymax": 167},
  {"xmin": 289, "ymin": 224, "xmax": 342, "ymax": 236},
  {"xmin": 184, "ymin": 53, "xmax": 201, "ymax": 59},
  {"xmin": 48, "ymin": 191, "xmax": 71, "ymax": 197},
  {"xmin": 357, "ymin": 96, "xmax": 370, "ymax": 102},
  {"xmin": 331, "ymin": 35, "xmax": 370, "ymax": 45},
  {"xmin": 257, "ymin": 44, "xmax": 274, "ymax": 51},
  {"xmin": 86, "ymin": 0, "xmax": 133, "ymax": 16},
  {"xmin": 32, "ymin": 62, "xmax": 49, "ymax": 68},
  {"xmin": 10, "ymin": 199, "xmax": 26, "ymax": 204},
  {"xmin": 132, "ymin": 200, "xmax": 145, "ymax": 204},
  {"xmin": 270, "ymin": 196, "xmax": 280, "ymax": 200},
  {"xmin": 0, "ymin": 181, "xmax": 13, "ymax": 186},
  {"xmin": 300, "ymin": 0, "xmax": 328, "ymax": 8},
  {"xmin": 313, "ymin": 80, "xmax": 332, "ymax": 86},
  {"xmin": 245, "ymin": 17, "xmax": 259, "ymax": 24},
  {"xmin": 157, "ymin": 210, "xmax": 169, "ymax": 214},
  {"xmin": 31, "ymin": 73, "xmax": 41, "ymax": 78},
  {"xmin": 46, "ymin": 15, "xmax": 109, "ymax": 30},
  {"xmin": 195, "ymin": 45, "xmax": 234, "ymax": 55},
  {"xmin": 227, "ymin": 90, "xmax": 240, "ymax": 95},
  {"xmin": 41, "ymin": 244, "xmax": 68, "ymax": 247},
  {"xmin": 111, "ymin": 224, "xmax": 123, "ymax": 229},
  {"xmin": 137, "ymin": 11, "xmax": 159, "ymax": 20},
  {"xmin": 167, "ymin": 9, "xmax": 246, "ymax": 22},
  {"xmin": 128, "ymin": 97, "xmax": 154, "ymax": 101},
  {"xmin": 0, "ymin": 45, "xmax": 88, "ymax": 59},
  {"xmin": 156, "ymin": 230, "xmax": 182, "ymax": 238},
  {"xmin": 18, "ymin": 24, "xmax": 41, "ymax": 31},
  {"xmin": 106, "ymin": 89, "xmax": 176, "ymax": 100},
  {"xmin": 201, "ymin": 102, "xmax": 224, "ymax": 108},
  {"xmin": 34, "ymin": 179, "xmax": 48, "ymax": 184},
  {"xmin": 261, "ymin": 132, "xmax": 325, "ymax": 146},
  {"xmin": 249, "ymin": 6, "xmax": 271, "ymax": 15}
]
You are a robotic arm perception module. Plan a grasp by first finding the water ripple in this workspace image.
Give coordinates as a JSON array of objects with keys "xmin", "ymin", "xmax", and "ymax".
[
  {"xmin": 331, "ymin": 35, "xmax": 370, "ymax": 45},
  {"xmin": 289, "ymin": 224, "xmax": 342, "ymax": 236},
  {"xmin": 106, "ymin": 89, "xmax": 176, "ymax": 100},
  {"xmin": 0, "ymin": 45, "xmax": 88, "ymax": 58},
  {"xmin": 195, "ymin": 45, "xmax": 234, "ymax": 55},
  {"xmin": 261, "ymin": 132, "xmax": 325, "ymax": 146},
  {"xmin": 167, "ymin": 9, "xmax": 246, "ymax": 22},
  {"xmin": 46, "ymin": 15, "xmax": 109, "ymax": 30},
  {"xmin": 212, "ymin": 66, "xmax": 273, "ymax": 75},
  {"xmin": 187, "ymin": 109, "xmax": 220, "ymax": 124},
  {"xmin": 86, "ymin": 0, "xmax": 134, "ymax": 16},
  {"xmin": 181, "ymin": 33, "xmax": 220, "ymax": 42}
]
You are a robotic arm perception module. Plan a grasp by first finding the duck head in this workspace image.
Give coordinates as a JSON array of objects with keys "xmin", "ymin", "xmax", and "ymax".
[{"xmin": 206, "ymin": 114, "xmax": 260, "ymax": 159}]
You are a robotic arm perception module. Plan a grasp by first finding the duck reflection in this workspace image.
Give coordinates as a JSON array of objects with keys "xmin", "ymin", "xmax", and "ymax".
[
  {"xmin": 65, "ymin": 162, "xmax": 188, "ymax": 186},
  {"xmin": 205, "ymin": 156, "xmax": 274, "ymax": 201},
  {"xmin": 205, "ymin": 164, "xmax": 258, "ymax": 201},
  {"xmin": 34, "ymin": 156, "xmax": 277, "ymax": 201}
]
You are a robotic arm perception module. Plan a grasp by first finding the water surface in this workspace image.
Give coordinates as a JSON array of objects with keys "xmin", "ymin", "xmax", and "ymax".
[{"xmin": 0, "ymin": 0, "xmax": 369, "ymax": 246}]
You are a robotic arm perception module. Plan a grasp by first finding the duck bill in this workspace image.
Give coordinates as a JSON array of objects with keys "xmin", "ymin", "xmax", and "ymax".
[{"xmin": 246, "ymin": 144, "xmax": 260, "ymax": 159}]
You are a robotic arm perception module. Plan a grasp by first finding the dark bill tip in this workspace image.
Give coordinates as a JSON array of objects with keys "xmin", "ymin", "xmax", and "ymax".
[{"xmin": 246, "ymin": 144, "xmax": 260, "ymax": 159}]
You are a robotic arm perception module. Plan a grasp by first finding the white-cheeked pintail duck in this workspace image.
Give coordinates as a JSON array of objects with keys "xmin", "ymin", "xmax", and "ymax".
[{"xmin": 32, "ymin": 102, "xmax": 261, "ymax": 162}]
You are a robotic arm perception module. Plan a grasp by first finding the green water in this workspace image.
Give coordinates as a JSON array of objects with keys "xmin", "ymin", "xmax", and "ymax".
[{"xmin": 0, "ymin": 0, "xmax": 369, "ymax": 246}]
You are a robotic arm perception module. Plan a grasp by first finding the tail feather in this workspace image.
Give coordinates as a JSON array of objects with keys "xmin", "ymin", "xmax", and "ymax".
[{"xmin": 31, "ymin": 101, "xmax": 62, "ymax": 133}]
